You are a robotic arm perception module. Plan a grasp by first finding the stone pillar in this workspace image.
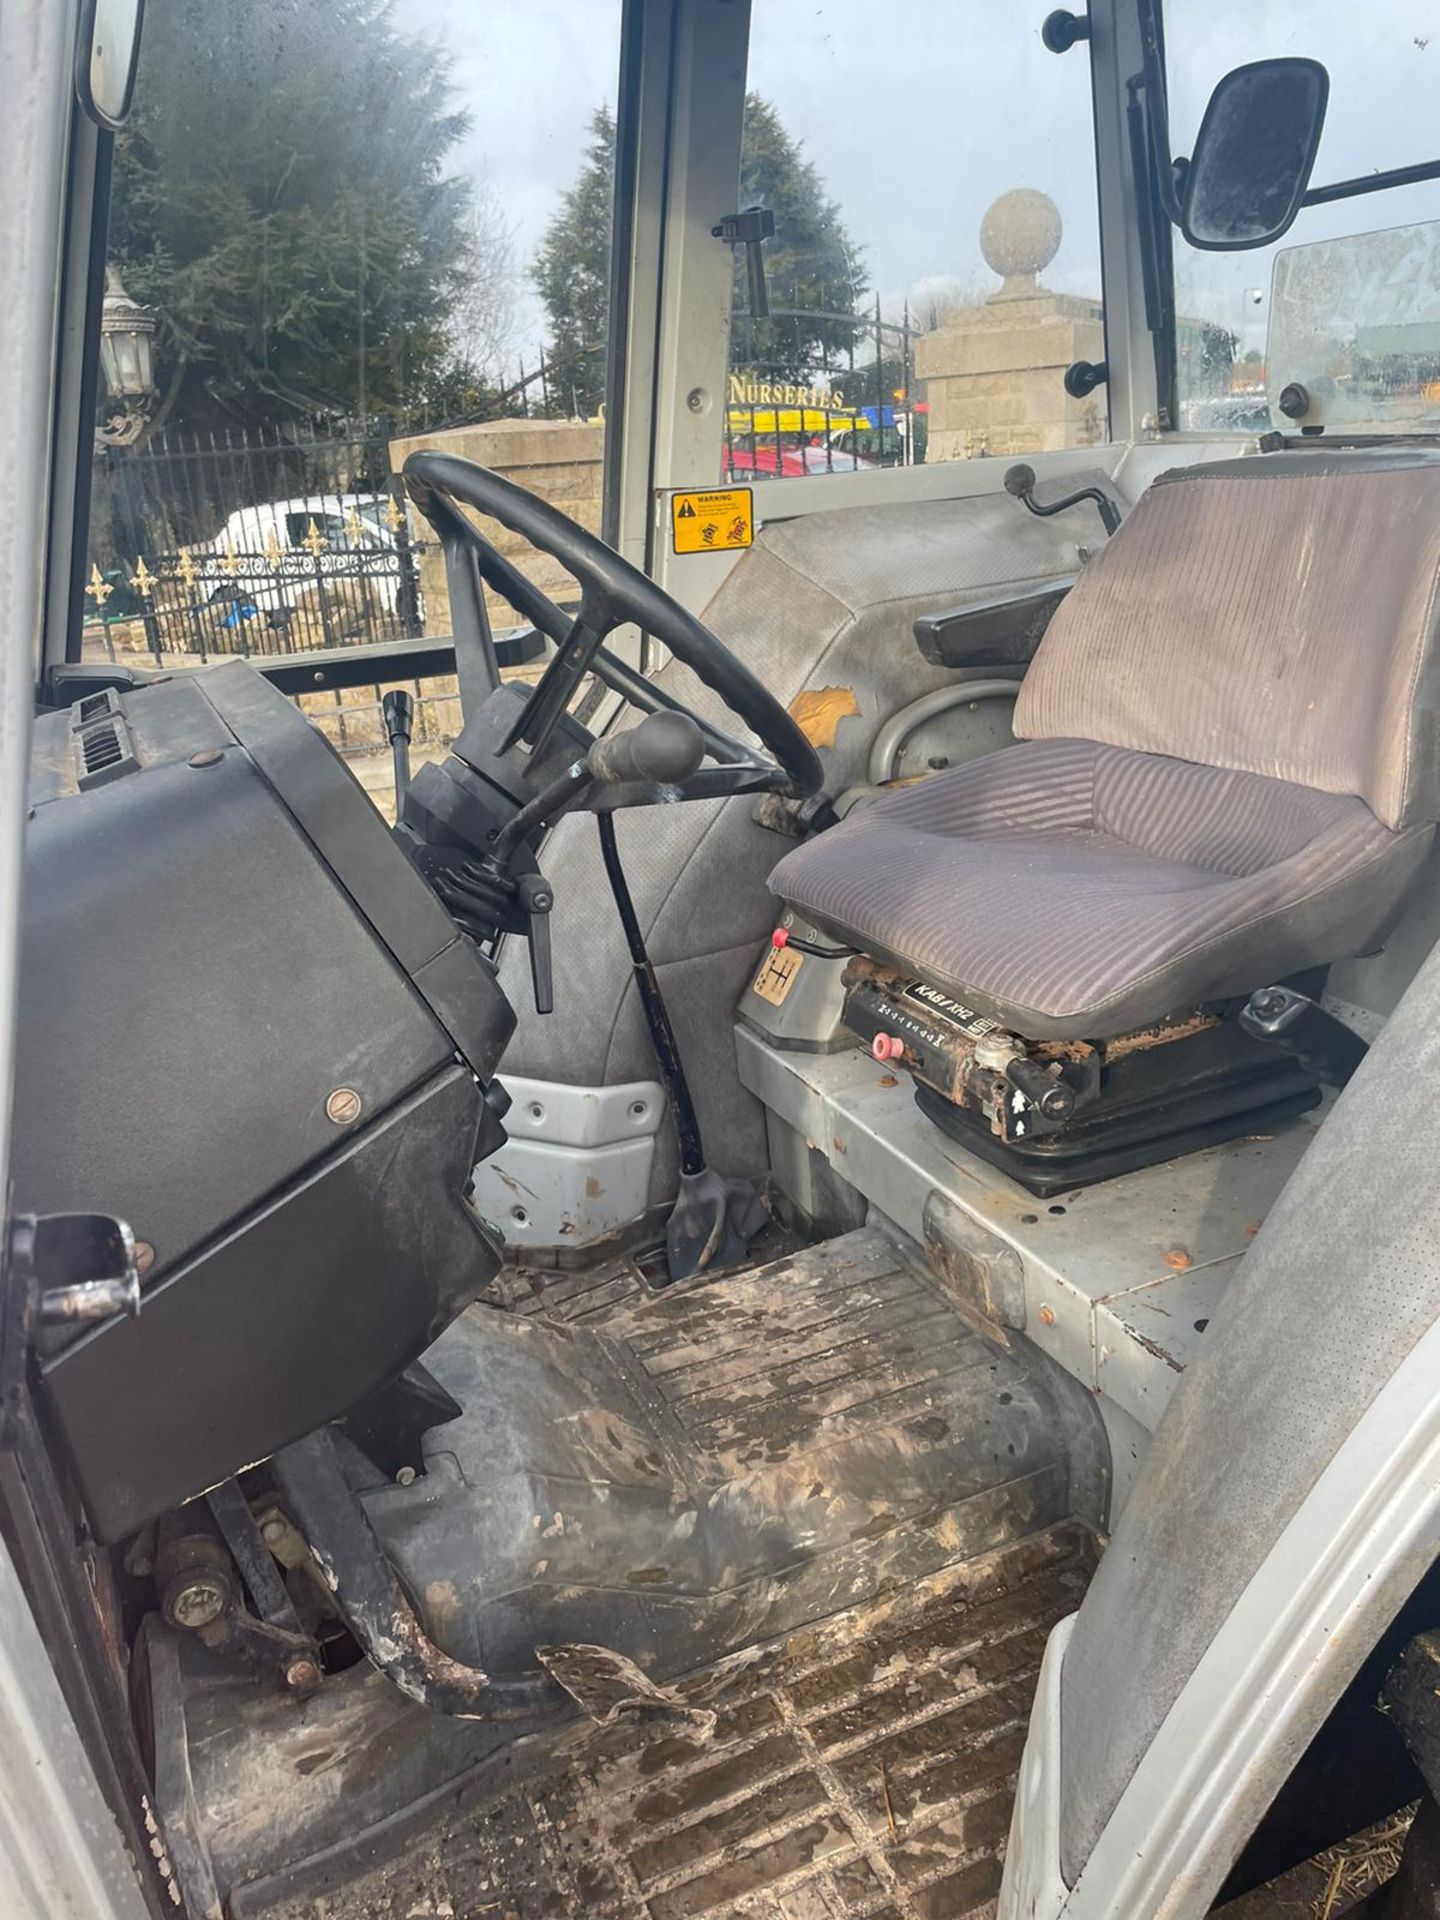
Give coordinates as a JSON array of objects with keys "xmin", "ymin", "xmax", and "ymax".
[{"xmin": 914, "ymin": 190, "xmax": 1106, "ymax": 460}]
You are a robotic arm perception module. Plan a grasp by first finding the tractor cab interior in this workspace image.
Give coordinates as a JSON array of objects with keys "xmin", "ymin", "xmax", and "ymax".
[{"xmin": 13, "ymin": 3, "xmax": 1440, "ymax": 1918}]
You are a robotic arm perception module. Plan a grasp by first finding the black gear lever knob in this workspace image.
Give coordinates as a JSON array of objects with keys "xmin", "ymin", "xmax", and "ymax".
[
  {"xmin": 587, "ymin": 710, "xmax": 705, "ymax": 788},
  {"xmin": 1004, "ymin": 463, "xmax": 1037, "ymax": 500}
]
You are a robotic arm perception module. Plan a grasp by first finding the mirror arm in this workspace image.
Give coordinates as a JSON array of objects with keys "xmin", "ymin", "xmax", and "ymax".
[{"xmin": 1302, "ymin": 156, "xmax": 1440, "ymax": 208}]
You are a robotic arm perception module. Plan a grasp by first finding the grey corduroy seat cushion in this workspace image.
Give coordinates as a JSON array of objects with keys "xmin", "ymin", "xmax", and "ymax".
[
  {"xmin": 770, "ymin": 737, "xmax": 1432, "ymax": 1039},
  {"xmin": 771, "ymin": 451, "xmax": 1440, "ymax": 1040}
]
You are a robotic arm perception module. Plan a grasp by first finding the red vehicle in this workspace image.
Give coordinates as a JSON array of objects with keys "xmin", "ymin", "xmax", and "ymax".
[{"xmin": 723, "ymin": 434, "xmax": 866, "ymax": 479}]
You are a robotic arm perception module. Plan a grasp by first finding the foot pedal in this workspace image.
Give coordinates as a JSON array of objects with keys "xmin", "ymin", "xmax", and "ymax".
[{"xmin": 536, "ymin": 1642, "xmax": 717, "ymax": 1735}]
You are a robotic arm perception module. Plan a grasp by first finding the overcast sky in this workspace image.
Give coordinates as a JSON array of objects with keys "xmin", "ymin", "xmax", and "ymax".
[{"xmin": 394, "ymin": 0, "xmax": 1440, "ymax": 368}]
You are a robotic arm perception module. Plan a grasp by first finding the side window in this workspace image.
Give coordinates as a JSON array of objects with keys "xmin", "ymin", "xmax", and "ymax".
[
  {"xmin": 1165, "ymin": 2, "xmax": 1440, "ymax": 434},
  {"xmin": 710, "ymin": 0, "xmax": 1107, "ymax": 485},
  {"xmin": 85, "ymin": 0, "xmax": 623, "ymax": 814}
]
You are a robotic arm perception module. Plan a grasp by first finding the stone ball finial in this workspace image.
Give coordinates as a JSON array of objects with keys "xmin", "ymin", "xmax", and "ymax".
[{"xmin": 980, "ymin": 190, "xmax": 1062, "ymax": 292}]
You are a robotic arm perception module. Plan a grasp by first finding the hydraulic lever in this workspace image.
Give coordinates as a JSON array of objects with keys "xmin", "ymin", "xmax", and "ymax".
[{"xmin": 1004, "ymin": 462, "xmax": 1121, "ymax": 537}]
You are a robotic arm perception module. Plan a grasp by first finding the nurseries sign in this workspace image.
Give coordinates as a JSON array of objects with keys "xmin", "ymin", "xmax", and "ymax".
[{"xmin": 671, "ymin": 487, "xmax": 754, "ymax": 555}]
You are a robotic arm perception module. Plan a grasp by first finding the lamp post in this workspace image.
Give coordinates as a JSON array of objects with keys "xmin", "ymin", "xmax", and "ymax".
[{"xmin": 95, "ymin": 264, "xmax": 158, "ymax": 448}]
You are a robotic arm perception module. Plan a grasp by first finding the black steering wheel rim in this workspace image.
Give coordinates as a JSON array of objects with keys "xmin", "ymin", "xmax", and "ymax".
[{"xmin": 403, "ymin": 450, "xmax": 823, "ymax": 802}]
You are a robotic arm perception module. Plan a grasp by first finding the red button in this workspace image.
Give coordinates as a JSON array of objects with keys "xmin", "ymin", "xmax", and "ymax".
[
  {"xmin": 871, "ymin": 1033, "xmax": 905, "ymax": 1062},
  {"xmin": 771, "ymin": 928, "xmax": 789, "ymax": 948}
]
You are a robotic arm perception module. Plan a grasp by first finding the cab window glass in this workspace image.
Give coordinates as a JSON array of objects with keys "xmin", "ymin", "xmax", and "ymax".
[
  {"xmin": 86, "ymin": 0, "xmax": 621, "ymax": 808},
  {"xmin": 1164, "ymin": 1, "xmax": 1440, "ymax": 433},
  {"xmin": 712, "ymin": 0, "xmax": 1107, "ymax": 484}
]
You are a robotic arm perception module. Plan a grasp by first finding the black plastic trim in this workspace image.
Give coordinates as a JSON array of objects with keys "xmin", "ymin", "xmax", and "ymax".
[{"xmin": 913, "ymin": 578, "xmax": 1078, "ymax": 670}]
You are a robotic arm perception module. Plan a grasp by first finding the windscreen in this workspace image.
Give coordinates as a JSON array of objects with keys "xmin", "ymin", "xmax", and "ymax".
[
  {"xmin": 683, "ymin": 0, "xmax": 1108, "ymax": 488},
  {"xmin": 85, "ymin": 0, "xmax": 622, "ymax": 813}
]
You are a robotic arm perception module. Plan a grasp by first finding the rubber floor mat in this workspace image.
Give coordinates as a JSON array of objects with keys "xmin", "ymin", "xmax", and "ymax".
[{"xmin": 255, "ymin": 1524, "xmax": 1091, "ymax": 1919}]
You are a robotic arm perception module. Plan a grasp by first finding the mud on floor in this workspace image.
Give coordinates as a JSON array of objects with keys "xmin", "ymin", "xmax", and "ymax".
[{"xmin": 255, "ymin": 1525, "xmax": 1091, "ymax": 1920}]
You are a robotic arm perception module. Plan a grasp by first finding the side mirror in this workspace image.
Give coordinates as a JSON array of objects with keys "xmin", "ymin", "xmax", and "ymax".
[
  {"xmin": 1181, "ymin": 59, "xmax": 1329, "ymax": 251},
  {"xmin": 76, "ymin": 0, "xmax": 146, "ymax": 131}
]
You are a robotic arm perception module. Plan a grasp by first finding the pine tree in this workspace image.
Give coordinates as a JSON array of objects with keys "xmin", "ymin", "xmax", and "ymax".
[
  {"xmin": 533, "ymin": 96, "xmax": 866, "ymax": 414},
  {"xmin": 108, "ymin": 0, "xmax": 491, "ymax": 432},
  {"xmin": 532, "ymin": 107, "xmax": 617, "ymax": 417}
]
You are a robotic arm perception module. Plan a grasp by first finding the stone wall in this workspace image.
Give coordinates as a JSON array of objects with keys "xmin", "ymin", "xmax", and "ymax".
[{"xmin": 388, "ymin": 417, "xmax": 604, "ymax": 635}]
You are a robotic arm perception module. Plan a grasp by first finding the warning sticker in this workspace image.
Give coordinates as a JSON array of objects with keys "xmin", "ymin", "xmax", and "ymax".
[{"xmin": 671, "ymin": 487, "xmax": 754, "ymax": 555}]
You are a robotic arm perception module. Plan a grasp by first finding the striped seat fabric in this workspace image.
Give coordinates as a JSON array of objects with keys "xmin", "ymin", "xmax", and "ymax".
[{"xmin": 771, "ymin": 451, "xmax": 1440, "ymax": 1040}]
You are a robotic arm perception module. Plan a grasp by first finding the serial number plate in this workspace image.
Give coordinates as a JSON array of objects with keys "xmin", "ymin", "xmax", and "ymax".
[{"xmin": 752, "ymin": 945, "xmax": 805, "ymax": 1006}]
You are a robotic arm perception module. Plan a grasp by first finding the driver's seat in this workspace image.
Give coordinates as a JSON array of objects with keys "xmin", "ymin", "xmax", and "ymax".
[{"xmin": 771, "ymin": 452, "xmax": 1440, "ymax": 1165}]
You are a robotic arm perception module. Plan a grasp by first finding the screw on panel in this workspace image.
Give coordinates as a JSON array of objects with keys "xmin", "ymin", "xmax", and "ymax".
[
  {"xmin": 167, "ymin": 1576, "xmax": 229, "ymax": 1630},
  {"xmin": 326, "ymin": 1087, "xmax": 362, "ymax": 1126},
  {"xmin": 285, "ymin": 1657, "xmax": 322, "ymax": 1693}
]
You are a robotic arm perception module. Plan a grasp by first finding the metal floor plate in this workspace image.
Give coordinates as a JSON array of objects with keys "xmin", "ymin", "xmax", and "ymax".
[
  {"xmin": 255, "ymin": 1525, "xmax": 1090, "ymax": 1920},
  {"xmin": 739, "ymin": 1029, "xmax": 1322, "ymax": 1443}
]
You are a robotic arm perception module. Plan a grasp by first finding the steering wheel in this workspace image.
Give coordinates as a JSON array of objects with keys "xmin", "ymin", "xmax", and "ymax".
[{"xmin": 402, "ymin": 450, "xmax": 822, "ymax": 804}]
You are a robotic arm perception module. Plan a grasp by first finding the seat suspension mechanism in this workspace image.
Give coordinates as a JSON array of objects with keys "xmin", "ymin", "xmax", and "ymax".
[{"xmin": 841, "ymin": 958, "xmax": 1332, "ymax": 1195}]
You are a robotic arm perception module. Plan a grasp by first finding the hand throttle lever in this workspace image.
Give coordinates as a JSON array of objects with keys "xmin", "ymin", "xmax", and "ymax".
[{"xmin": 1004, "ymin": 463, "xmax": 1121, "ymax": 538}]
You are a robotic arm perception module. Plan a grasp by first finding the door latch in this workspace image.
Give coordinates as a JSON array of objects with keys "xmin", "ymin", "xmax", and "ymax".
[
  {"xmin": 10, "ymin": 1212, "xmax": 143, "ymax": 1326},
  {"xmin": 1, "ymin": 1211, "xmax": 141, "ymax": 1449}
]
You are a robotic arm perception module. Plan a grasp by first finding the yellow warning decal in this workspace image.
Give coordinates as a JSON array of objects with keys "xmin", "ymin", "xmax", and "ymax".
[{"xmin": 671, "ymin": 487, "xmax": 754, "ymax": 555}]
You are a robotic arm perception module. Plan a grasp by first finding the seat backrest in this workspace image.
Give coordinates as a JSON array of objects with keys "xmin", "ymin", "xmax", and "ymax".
[{"xmin": 1014, "ymin": 450, "xmax": 1440, "ymax": 830}]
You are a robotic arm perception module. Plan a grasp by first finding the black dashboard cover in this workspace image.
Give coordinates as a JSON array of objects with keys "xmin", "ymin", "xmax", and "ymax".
[{"xmin": 15, "ymin": 664, "xmax": 514, "ymax": 1541}]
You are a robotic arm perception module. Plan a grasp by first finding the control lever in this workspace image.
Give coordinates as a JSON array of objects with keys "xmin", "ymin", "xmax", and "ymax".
[
  {"xmin": 1004, "ymin": 463, "xmax": 1121, "ymax": 538},
  {"xmin": 1005, "ymin": 1056, "xmax": 1077, "ymax": 1122},
  {"xmin": 489, "ymin": 712, "xmax": 706, "ymax": 1017},
  {"xmin": 518, "ymin": 873, "xmax": 555, "ymax": 1015},
  {"xmin": 586, "ymin": 709, "xmax": 705, "ymax": 788},
  {"xmin": 492, "ymin": 710, "xmax": 706, "ymax": 864},
  {"xmin": 382, "ymin": 690, "xmax": 414, "ymax": 808},
  {"xmin": 1239, "ymin": 985, "xmax": 1367, "ymax": 1088}
]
